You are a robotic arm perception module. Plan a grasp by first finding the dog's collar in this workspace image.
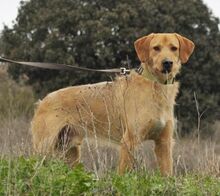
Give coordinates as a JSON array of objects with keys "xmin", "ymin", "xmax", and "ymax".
[{"xmin": 136, "ymin": 65, "xmax": 175, "ymax": 85}]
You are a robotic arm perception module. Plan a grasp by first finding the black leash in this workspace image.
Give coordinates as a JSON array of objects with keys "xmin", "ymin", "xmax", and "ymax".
[{"xmin": 0, "ymin": 57, "xmax": 130, "ymax": 75}]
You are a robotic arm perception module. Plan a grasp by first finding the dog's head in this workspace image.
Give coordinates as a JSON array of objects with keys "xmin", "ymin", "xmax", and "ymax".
[{"xmin": 134, "ymin": 33, "xmax": 195, "ymax": 83}]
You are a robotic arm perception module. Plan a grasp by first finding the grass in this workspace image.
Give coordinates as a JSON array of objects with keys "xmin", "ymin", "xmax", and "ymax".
[{"xmin": 0, "ymin": 157, "xmax": 219, "ymax": 195}]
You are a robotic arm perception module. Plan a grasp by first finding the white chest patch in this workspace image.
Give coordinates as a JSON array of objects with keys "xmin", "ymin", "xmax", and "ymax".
[{"xmin": 150, "ymin": 118, "xmax": 167, "ymax": 137}]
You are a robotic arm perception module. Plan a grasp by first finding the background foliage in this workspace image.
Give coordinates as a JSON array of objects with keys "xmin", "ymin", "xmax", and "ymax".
[{"xmin": 0, "ymin": 0, "xmax": 219, "ymax": 135}]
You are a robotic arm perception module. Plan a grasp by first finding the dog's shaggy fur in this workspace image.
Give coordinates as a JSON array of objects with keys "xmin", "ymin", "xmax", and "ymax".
[{"xmin": 31, "ymin": 33, "xmax": 194, "ymax": 176}]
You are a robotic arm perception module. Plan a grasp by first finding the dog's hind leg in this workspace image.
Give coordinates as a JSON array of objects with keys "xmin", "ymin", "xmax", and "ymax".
[
  {"xmin": 56, "ymin": 125, "xmax": 83, "ymax": 167},
  {"xmin": 65, "ymin": 146, "xmax": 81, "ymax": 167}
]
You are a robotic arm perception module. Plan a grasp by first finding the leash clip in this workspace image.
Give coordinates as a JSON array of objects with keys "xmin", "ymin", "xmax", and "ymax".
[{"xmin": 120, "ymin": 67, "xmax": 130, "ymax": 75}]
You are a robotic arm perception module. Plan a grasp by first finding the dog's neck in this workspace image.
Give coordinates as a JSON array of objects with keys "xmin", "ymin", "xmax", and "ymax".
[{"xmin": 137, "ymin": 63, "xmax": 175, "ymax": 85}]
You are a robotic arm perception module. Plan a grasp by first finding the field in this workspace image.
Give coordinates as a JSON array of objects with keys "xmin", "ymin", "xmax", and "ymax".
[{"xmin": 0, "ymin": 67, "xmax": 220, "ymax": 195}]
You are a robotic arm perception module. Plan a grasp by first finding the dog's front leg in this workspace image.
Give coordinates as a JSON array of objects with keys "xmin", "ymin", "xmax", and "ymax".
[
  {"xmin": 118, "ymin": 131, "xmax": 137, "ymax": 175},
  {"xmin": 154, "ymin": 120, "xmax": 174, "ymax": 176}
]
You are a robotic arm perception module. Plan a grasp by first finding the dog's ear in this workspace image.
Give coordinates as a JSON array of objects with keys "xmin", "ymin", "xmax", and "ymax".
[
  {"xmin": 134, "ymin": 33, "xmax": 154, "ymax": 62},
  {"xmin": 175, "ymin": 33, "xmax": 195, "ymax": 64}
]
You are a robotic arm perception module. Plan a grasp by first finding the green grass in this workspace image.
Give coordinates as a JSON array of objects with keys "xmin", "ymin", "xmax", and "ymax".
[{"xmin": 0, "ymin": 157, "xmax": 219, "ymax": 195}]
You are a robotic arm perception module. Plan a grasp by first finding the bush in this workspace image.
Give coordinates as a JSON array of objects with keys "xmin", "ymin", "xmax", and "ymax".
[
  {"xmin": 0, "ymin": 67, "xmax": 35, "ymax": 120},
  {"xmin": 0, "ymin": 157, "xmax": 94, "ymax": 195}
]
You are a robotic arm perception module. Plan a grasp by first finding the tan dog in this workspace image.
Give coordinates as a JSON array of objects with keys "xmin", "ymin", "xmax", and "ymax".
[{"xmin": 31, "ymin": 33, "xmax": 194, "ymax": 176}]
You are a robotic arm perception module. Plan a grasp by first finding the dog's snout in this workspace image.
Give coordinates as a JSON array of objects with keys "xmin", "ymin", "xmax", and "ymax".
[{"xmin": 162, "ymin": 59, "xmax": 173, "ymax": 73}]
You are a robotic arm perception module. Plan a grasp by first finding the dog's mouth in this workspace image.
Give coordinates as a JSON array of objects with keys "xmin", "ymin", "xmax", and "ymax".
[
  {"xmin": 161, "ymin": 69, "xmax": 171, "ymax": 74},
  {"xmin": 155, "ymin": 68, "xmax": 172, "ymax": 76},
  {"xmin": 154, "ymin": 68, "xmax": 174, "ymax": 83}
]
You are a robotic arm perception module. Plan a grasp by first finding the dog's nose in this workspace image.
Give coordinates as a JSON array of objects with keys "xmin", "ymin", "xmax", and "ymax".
[{"xmin": 162, "ymin": 59, "xmax": 173, "ymax": 73}]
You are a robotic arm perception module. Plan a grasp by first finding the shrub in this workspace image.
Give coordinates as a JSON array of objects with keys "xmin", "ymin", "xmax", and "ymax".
[
  {"xmin": 0, "ymin": 157, "xmax": 94, "ymax": 195},
  {"xmin": 0, "ymin": 67, "xmax": 35, "ymax": 119}
]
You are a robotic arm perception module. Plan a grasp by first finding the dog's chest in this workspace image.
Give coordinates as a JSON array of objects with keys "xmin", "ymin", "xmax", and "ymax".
[
  {"xmin": 123, "ymin": 82, "xmax": 175, "ymax": 139},
  {"xmin": 147, "ymin": 118, "xmax": 167, "ymax": 139}
]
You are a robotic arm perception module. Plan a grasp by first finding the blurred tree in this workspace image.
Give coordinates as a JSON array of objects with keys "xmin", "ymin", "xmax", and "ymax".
[{"xmin": 0, "ymin": 0, "xmax": 220, "ymax": 135}]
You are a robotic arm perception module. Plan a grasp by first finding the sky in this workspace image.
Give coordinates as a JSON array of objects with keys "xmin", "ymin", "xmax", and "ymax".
[{"xmin": 0, "ymin": 0, "xmax": 220, "ymax": 31}]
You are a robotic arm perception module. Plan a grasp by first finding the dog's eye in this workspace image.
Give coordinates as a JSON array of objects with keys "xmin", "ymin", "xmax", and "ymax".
[
  {"xmin": 171, "ymin": 46, "xmax": 178, "ymax": 51},
  {"xmin": 153, "ymin": 46, "xmax": 160, "ymax": 51}
]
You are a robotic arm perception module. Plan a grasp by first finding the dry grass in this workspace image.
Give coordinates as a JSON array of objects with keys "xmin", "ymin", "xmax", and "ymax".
[
  {"xmin": 0, "ymin": 116, "xmax": 219, "ymax": 177},
  {"xmin": 81, "ymin": 136, "xmax": 220, "ymax": 177},
  {"xmin": 0, "ymin": 117, "xmax": 32, "ymax": 156}
]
